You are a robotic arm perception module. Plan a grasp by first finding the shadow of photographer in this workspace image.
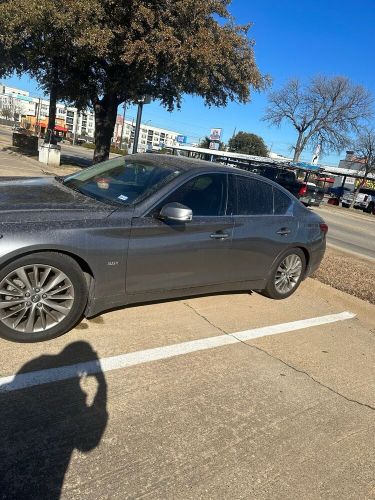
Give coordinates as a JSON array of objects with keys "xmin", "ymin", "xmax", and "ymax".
[{"xmin": 0, "ymin": 341, "xmax": 108, "ymax": 499}]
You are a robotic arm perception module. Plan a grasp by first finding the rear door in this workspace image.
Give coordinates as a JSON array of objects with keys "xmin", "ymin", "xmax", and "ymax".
[
  {"xmin": 126, "ymin": 173, "xmax": 234, "ymax": 294},
  {"xmin": 229, "ymin": 174, "xmax": 298, "ymax": 283}
]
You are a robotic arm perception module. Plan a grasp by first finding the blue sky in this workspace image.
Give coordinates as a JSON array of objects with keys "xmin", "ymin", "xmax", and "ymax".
[{"xmin": 3, "ymin": 0, "xmax": 375, "ymax": 165}]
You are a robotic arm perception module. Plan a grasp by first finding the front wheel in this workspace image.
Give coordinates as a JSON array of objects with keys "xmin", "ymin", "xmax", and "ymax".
[
  {"xmin": 261, "ymin": 249, "xmax": 306, "ymax": 300},
  {"xmin": 0, "ymin": 252, "xmax": 87, "ymax": 342}
]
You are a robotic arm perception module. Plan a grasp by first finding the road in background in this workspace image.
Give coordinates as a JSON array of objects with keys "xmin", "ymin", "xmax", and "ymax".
[{"xmin": 317, "ymin": 206, "xmax": 375, "ymax": 260}]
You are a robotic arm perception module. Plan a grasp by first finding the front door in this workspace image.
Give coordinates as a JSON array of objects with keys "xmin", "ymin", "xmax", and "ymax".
[{"xmin": 126, "ymin": 173, "xmax": 234, "ymax": 294}]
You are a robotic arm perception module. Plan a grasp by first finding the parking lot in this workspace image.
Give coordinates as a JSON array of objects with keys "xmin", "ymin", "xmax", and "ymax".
[
  {"xmin": 1, "ymin": 277, "xmax": 375, "ymax": 499},
  {"xmin": 0, "ymin": 142, "xmax": 374, "ymax": 498}
]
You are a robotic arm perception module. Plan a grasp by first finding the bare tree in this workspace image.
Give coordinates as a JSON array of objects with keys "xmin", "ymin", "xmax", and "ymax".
[
  {"xmin": 0, "ymin": 101, "xmax": 22, "ymax": 121},
  {"xmin": 0, "ymin": 104, "xmax": 14, "ymax": 121},
  {"xmin": 349, "ymin": 128, "xmax": 375, "ymax": 208},
  {"xmin": 263, "ymin": 76, "xmax": 373, "ymax": 161}
]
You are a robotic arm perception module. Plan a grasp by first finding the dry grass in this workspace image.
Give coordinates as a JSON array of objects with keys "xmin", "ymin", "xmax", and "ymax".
[{"xmin": 312, "ymin": 247, "xmax": 375, "ymax": 304}]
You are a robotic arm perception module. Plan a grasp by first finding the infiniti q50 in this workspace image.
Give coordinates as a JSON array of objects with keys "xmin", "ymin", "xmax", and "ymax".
[{"xmin": 0, "ymin": 154, "xmax": 327, "ymax": 342}]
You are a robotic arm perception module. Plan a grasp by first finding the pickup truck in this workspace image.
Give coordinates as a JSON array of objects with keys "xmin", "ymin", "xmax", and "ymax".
[
  {"xmin": 222, "ymin": 161, "xmax": 325, "ymax": 206},
  {"xmin": 254, "ymin": 166, "xmax": 325, "ymax": 207},
  {"xmin": 341, "ymin": 188, "xmax": 375, "ymax": 214}
]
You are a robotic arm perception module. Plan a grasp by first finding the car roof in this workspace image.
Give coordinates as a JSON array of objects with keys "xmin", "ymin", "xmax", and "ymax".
[{"xmin": 127, "ymin": 153, "xmax": 259, "ymax": 177}]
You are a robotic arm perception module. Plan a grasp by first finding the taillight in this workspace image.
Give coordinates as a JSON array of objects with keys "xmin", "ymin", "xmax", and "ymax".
[
  {"xmin": 320, "ymin": 223, "xmax": 328, "ymax": 234},
  {"xmin": 298, "ymin": 184, "xmax": 307, "ymax": 196}
]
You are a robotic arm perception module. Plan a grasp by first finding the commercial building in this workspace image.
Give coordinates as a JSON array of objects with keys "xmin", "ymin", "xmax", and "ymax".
[
  {"xmin": 0, "ymin": 84, "xmax": 182, "ymax": 149},
  {"xmin": 0, "ymin": 84, "xmax": 96, "ymax": 139},
  {"xmin": 113, "ymin": 114, "xmax": 181, "ymax": 152}
]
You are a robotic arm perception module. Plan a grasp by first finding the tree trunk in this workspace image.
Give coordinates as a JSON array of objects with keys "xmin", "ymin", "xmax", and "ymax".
[
  {"xmin": 349, "ymin": 175, "xmax": 367, "ymax": 209},
  {"xmin": 45, "ymin": 64, "xmax": 59, "ymax": 145},
  {"xmin": 93, "ymin": 93, "xmax": 119, "ymax": 164},
  {"xmin": 293, "ymin": 132, "xmax": 304, "ymax": 162}
]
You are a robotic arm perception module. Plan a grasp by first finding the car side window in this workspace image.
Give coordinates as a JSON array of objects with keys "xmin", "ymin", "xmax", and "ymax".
[
  {"xmin": 273, "ymin": 187, "xmax": 293, "ymax": 215},
  {"xmin": 157, "ymin": 173, "xmax": 227, "ymax": 216},
  {"xmin": 233, "ymin": 175, "xmax": 273, "ymax": 215}
]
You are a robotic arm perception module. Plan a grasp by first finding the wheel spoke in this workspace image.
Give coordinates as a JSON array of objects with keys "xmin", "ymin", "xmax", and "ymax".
[
  {"xmin": 39, "ymin": 267, "xmax": 52, "ymax": 288},
  {"xmin": 48, "ymin": 284, "xmax": 72, "ymax": 296},
  {"xmin": 33, "ymin": 266, "xmax": 39, "ymax": 288},
  {"xmin": 43, "ymin": 272, "xmax": 67, "ymax": 293},
  {"xmin": 43, "ymin": 300, "xmax": 70, "ymax": 315},
  {"xmin": 46, "ymin": 294, "xmax": 74, "ymax": 301},
  {"xmin": 13, "ymin": 307, "xmax": 28, "ymax": 328},
  {"xmin": 0, "ymin": 288, "xmax": 23, "ymax": 297},
  {"xmin": 24, "ymin": 307, "xmax": 36, "ymax": 333},
  {"xmin": 39, "ymin": 308, "xmax": 47, "ymax": 330},
  {"xmin": 2, "ymin": 306, "xmax": 24, "ymax": 320},
  {"xmin": 0, "ymin": 299, "xmax": 24, "ymax": 309}
]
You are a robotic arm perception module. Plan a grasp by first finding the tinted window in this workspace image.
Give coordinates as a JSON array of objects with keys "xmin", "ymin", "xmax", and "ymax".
[
  {"xmin": 63, "ymin": 157, "xmax": 182, "ymax": 206},
  {"xmin": 233, "ymin": 176, "xmax": 273, "ymax": 215},
  {"xmin": 160, "ymin": 174, "xmax": 227, "ymax": 216},
  {"xmin": 273, "ymin": 187, "xmax": 292, "ymax": 215}
]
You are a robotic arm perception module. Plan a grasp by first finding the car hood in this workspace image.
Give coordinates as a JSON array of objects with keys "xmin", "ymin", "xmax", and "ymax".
[{"xmin": 0, "ymin": 176, "xmax": 114, "ymax": 223}]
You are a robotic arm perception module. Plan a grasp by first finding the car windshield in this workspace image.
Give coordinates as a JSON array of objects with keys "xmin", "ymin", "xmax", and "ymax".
[{"xmin": 62, "ymin": 157, "xmax": 182, "ymax": 206}]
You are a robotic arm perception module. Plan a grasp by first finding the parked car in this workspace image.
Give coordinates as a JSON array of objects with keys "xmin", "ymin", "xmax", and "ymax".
[
  {"xmin": 0, "ymin": 154, "xmax": 327, "ymax": 342},
  {"xmin": 249, "ymin": 165, "xmax": 325, "ymax": 207},
  {"xmin": 298, "ymin": 182, "xmax": 325, "ymax": 207},
  {"xmin": 341, "ymin": 188, "xmax": 375, "ymax": 214}
]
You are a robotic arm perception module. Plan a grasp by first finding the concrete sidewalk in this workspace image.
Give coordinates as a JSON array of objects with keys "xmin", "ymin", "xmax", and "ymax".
[{"xmin": 0, "ymin": 148, "xmax": 79, "ymax": 177}]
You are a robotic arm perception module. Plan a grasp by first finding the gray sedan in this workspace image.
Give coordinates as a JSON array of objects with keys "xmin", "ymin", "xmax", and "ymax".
[{"xmin": 0, "ymin": 154, "xmax": 327, "ymax": 342}]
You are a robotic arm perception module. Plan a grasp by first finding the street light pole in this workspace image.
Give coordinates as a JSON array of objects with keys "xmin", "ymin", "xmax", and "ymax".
[
  {"xmin": 132, "ymin": 102, "xmax": 144, "ymax": 154},
  {"xmin": 120, "ymin": 102, "xmax": 126, "ymax": 150},
  {"xmin": 132, "ymin": 96, "xmax": 151, "ymax": 154}
]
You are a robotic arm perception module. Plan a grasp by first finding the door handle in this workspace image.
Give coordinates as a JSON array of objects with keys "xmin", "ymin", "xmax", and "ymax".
[
  {"xmin": 277, "ymin": 228, "xmax": 291, "ymax": 236},
  {"xmin": 210, "ymin": 232, "xmax": 229, "ymax": 240}
]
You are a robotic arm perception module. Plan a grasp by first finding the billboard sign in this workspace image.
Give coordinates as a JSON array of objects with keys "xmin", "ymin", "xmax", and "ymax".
[
  {"xmin": 209, "ymin": 128, "xmax": 222, "ymax": 141},
  {"xmin": 176, "ymin": 135, "xmax": 188, "ymax": 144},
  {"xmin": 209, "ymin": 142, "xmax": 220, "ymax": 150}
]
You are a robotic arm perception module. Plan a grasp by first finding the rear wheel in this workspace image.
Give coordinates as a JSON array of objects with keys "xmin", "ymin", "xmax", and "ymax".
[
  {"xmin": 261, "ymin": 249, "xmax": 306, "ymax": 300},
  {"xmin": 341, "ymin": 203, "xmax": 350, "ymax": 208},
  {"xmin": 0, "ymin": 253, "xmax": 87, "ymax": 342}
]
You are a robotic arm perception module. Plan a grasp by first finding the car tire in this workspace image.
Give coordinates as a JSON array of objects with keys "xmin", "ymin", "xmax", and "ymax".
[
  {"xmin": 341, "ymin": 203, "xmax": 349, "ymax": 208},
  {"xmin": 0, "ymin": 252, "xmax": 88, "ymax": 343},
  {"xmin": 260, "ymin": 248, "xmax": 306, "ymax": 300}
]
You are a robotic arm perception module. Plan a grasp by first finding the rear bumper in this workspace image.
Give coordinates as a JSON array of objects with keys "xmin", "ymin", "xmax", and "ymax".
[{"xmin": 305, "ymin": 246, "xmax": 326, "ymax": 278}]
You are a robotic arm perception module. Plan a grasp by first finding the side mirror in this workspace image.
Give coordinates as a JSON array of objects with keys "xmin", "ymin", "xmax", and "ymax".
[{"xmin": 159, "ymin": 202, "xmax": 192, "ymax": 222}]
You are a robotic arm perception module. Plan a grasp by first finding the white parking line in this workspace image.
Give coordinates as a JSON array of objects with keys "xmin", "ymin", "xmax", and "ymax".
[{"xmin": 0, "ymin": 311, "xmax": 355, "ymax": 393}]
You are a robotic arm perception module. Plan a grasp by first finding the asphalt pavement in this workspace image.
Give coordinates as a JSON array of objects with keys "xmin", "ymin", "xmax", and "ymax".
[{"xmin": 316, "ymin": 205, "xmax": 375, "ymax": 260}]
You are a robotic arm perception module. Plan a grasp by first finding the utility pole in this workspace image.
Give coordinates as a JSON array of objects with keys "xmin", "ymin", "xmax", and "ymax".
[
  {"xmin": 35, "ymin": 97, "xmax": 41, "ymax": 137},
  {"xmin": 73, "ymin": 110, "xmax": 79, "ymax": 145},
  {"xmin": 132, "ymin": 102, "xmax": 143, "ymax": 154},
  {"xmin": 132, "ymin": 96, "xmax": 151, "ymax": 154},
  {"xmin": 120, "ymin": 102, "xmax": 126, "ymax": 150}
]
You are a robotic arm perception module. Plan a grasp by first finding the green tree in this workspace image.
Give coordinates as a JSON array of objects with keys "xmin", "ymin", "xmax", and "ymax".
[
  {"xmin": 0, "ymin": 1, "xmax": 96, "ymax": 143},
  {"xmin": 263, "ymin": 76, "xmax": 374, "ymax": 161},
  {"xmin": 0, "ymin": 1, "xmax": 268, "ymax": 162},
  {"xmin": 228, "ymin": 131, "xmax": 268, "ymax": 156}
]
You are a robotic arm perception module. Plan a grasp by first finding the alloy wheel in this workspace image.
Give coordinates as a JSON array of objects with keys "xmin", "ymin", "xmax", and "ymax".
[
  {"xmin": 274, "ymin": 254, "xmax": 303, "ymax": 294},
  {"xmin": 0, "ymin": 264, "xmax": 74, "ymax": 333}
]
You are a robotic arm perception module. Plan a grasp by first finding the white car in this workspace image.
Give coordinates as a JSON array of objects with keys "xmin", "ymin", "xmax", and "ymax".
[{"xmin": 342, "ymin": 188, "xmax": 375, "ymax": 214}]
